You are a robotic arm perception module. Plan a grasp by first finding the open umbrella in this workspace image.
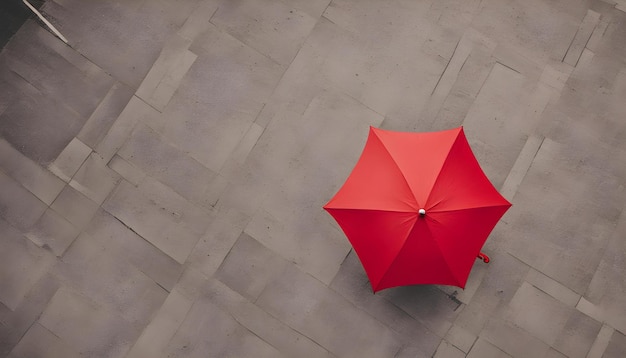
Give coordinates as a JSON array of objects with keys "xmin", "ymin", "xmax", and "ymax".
[{"xmin": 324, "ymin": 126, "xmax": 511, "ymax": 292}]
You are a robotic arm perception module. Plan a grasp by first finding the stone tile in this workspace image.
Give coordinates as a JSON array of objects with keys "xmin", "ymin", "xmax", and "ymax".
[
  {"xmin": 215, "ymin": 232, "xmax": 288, "ymax": 301},
  {"xmin": 54, "ymin": 232, "xmax": 169, "ymax": 329},
  {"xmin": 587, "ymin": 324, "xmax": 616, "ymax": 358},
  {"xmin": 4, "ymin": 20, "xmax": 115, "ymax": 119},
  {"xmin": 503, "ymin": 137, "xmax": 624, "ymax": 294},
  {"xmin": 0, "ymin": 218, "xmax": 56, "ymax": 310},
  {"xmin": 563, "ymin": 10, "xmax": 601, "ymax": 66},
  {"xmin": 285, "ymin": 0, "xmax": 330, "ymax": 18},
  {"xmin": 445, "ymin": 324, "xmax": 478, "ymax": 353},
  {"xmin": 462, "ymin": 62, "xmax": 533, "ymax": 189},
  {"xmin": 218, "ymin": 122, "xmax": 264, "ymax": 179},
  {"xmin": 433, "ymin": 340, "xmax": 465, "ymax": 358},
  {"xmin": 504, "ymin": 282, "xmax": 572, "ymax": 345},
  {"xmin": 329, "ymin": 251, "xmax": 441, "ymax": 356},
  {"xmin": 83, "ymin": 210, "xmax": 184, "ymax": 292},
  {"xmin": 472, "ymin": 0, "xmax": 584, "ymax": 64},
  {"xmin": 136, "ymin": 34, "xmax": 197, "ymax": 111},
  {"xmin": 102, "ymin": 179, "xmax": 210, "ymax": 264},
  {"xmin": 553, "ymin": 310, "xmax": 602, "ymax": 358},
  {"xmin": 544, "ymin": 348, "xmax": 568, "ymax": 358},
  {"xmin": 164, "ymin": 292, "xmax": 284, "ymax": 358},
  {"xmin": 78, "ymin": 81, "xmax": 135, "ymax": 149},
  {"xmin": 211, "ymin": 0, "xmax": 318, "ymax": 67},
  {"xmin": 24, "ymin": 208, "xmax": 79, "ymax": 256},
  {"xmin": 153, "ymin": 24, "xmax": 284, "ymax": 173},
  {"xmin": 0, "ymin": 273, "xmax": 61, "ymax": 356},
  {"xmin": 481, "ymin": 318, "xmax": 550, "ymax": 358},
  {"xmin": 107, "ymin": 154, "xmax": 146, "ymax": 186},
  {"xmin": 50, "ymin": 185, "xmax": 99, "ymax": 229},
  {"xmin": 467, "ymin": 338, "xmax": 511, "ymax": 358},
  {"xmin": 256, "ymin": 262, "xmax": 402, "ymax": 357},
  {"xmin": 177, "ymin": 0, "xmax": 220, "ymax": 41},
  {"xmin": 42, "ymin": 0, "xmax": 199, "ymax": 88},
  {"xmin": 95, "ymin": 96, "xmax": 160, "ymax": 163},
  {"xmin": 260, "ymin": 15, "xmax": 444, "ymax": 127},
  {"xmin": 0, "ymin": 170, "xmax": 47, "ymax": 231},
  {"xmin": 584, "ymin": 211, "xmax": 626, "ymax": 334},
  {"xmin": 525, "ymin": 268, "xmax": 580, "ymax": 307},
  {"xmin": 206, "ymin": 279, "xmax": 333, "ymax": 358},
  {"xmin": 0, "ymin": 68, "xmax": 84, "ymax": 165},
  {"xmin": 69, "ymin": 152, "xmax": 121, "ymax": 204},
  {"xmin": 0, "ymin": 138, "xmax": 65, "ymax": 205},
  {"xmin": 118, "ymin": 123, "xmax": 216, "ymax": 203},
  {"xmin": 39, "ymin": 288, "xmax": 138, "ymax": 358},
  {"xmin": 48, "ymin": 137, "xmax": 92, "ymax": 183},
  {"xmin": 125, "ymin": 289, "xmax": 193, "ymax": 358},
  {"xmin": 186, "ymin": 207, "xmax": 250, "ymax": 278},
  {"xmin": 604, "ymin": 330, "xmax": 626, "ymax": 358},
  {"xmin": 8, "ymin": 323, "xmax": 80, "ymax": 358},
  {"xmin": 499, "ymin": 136, "xmax": 544, "ymax": 201},
  {"xmin": 454, "ymin": 252, "xmax": 530, "ymax": 335},
  {"xmin": 380, "ymin": 284, "xmax": 462, "ymax": 337}
]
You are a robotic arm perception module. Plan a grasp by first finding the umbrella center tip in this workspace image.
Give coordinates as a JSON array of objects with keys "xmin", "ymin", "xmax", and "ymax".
[{"xmin": 419, "ymin": 208, "xmax": 426, "ymax": 216}]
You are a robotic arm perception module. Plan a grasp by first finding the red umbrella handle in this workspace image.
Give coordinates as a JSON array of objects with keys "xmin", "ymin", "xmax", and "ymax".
[{"xmin": 477, "ymin": 252, "xmax": 490, "ymax": 263}]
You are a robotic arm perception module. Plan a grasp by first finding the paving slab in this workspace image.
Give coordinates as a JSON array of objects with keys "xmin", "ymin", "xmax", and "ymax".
[
  {"xmin": 69, "ymin": 152, "xmax": 121, "ymax": 204},
  {"xmin": 50, "ymin": 184, "xmax": 99, "ymax": 230},
  {"xmin": 211, "ymin": 0, "xmax": 318, "ymax": 67},
  {"xmin": 8, "ymin": 323, "xmax": 80, "ymax": 358},
  {"xmin": 0, "ymin": 218, "xmax": 56, "ymax": 310},
  {"xmin": 24, "ymin": 208, "xmax": 79, "ymax": 256},
  {"xmin": 103, "ymin": 179, "xmax": 211, "ymax": 264},
  {"xmin": 205, "ymin": 279, "xmax": 333, "ymax": 358},
  {"xmin": 2, "ymin": 0, "xmax": 626, "ymax": 357},
  {"xmin": 0, "ymin": 138, "xmax": 65, "ymax": 205},
  {"xmin": 163, "ymin": 290, "xmax": 285, "ymax": 358},
  {"xmin": 39, "ymin": 288, "xmax": 139, "ymax": 358},
  {"xmin": 83, "ymin": 210, "xmax": 184, "ymax": 292},
  {"xmin": 117, "ymin": 122, "xmax": 216, "ymax": 204},
  {"xmin": 0, "ymin": 170, "xmax": 47, "ymax": 231},
  {"xmin": 150, "ymin": 23, "xmax": 284, "ymax": 173},
  {"xmin": 256, "ymin": 256, "xmax": 403, "ymax": 357},
  {"xmin": 43, "ymin": 0, "xmax": 199, "ymax": 89}
]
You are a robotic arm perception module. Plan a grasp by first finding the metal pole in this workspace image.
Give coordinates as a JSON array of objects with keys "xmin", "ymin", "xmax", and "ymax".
[{"xmin": 22, "ymin": 0, "xmax": 68, "ymax": 44}]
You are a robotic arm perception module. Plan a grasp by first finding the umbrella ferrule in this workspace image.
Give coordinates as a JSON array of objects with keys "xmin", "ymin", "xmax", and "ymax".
[{"xmin": 418, "ymin": 208, "xmax": 426, "ymax": 216}]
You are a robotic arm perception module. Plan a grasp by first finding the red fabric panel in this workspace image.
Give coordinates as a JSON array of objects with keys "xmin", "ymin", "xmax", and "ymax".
[
  {"xmin": 326, "ymin": 208, "xmax": 417, "ymax": 289},
  {"xmin": 324, "ymin": 127, "xmax": 417, "ymax": 212}
]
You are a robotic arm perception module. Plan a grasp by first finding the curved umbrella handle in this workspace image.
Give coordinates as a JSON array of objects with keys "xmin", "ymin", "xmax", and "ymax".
[{"xmin": 477, "ymin": 252, "xmax": 490, "ymax": 263}]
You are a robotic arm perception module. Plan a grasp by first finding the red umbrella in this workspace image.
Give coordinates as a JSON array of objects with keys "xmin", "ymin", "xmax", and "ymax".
[{"xmin": 324, "ymin": 126, "xmax": 511, "ymax": 292}]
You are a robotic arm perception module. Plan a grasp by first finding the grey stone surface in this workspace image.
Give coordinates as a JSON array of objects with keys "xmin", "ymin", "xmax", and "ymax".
[
  {"xmin": 1, "ymin": 0, "xmax": 626, "ymax": 357},
  {"xmin": 0, "ymin": 218, "xmax": 56, "ymax": 310},
  {"xmin": 8, "ymin": 323, "xmax": 80, "ymax": 358},
  {"xmin": 118, "ymin": 123, "xmax": 216, "ymax": 204},
  {"xmin": 48, "ymin": 137, "xmax": 92, "ymax": 183},
  {"xmin": 50, "ymin": 184, "xmax": 100, "ymax": 230},
  {"xmin": 103, "ymin": 179, "xmax": 210, "ymax": 264},
  {"xmin": 24, "ymin": 208, "xmax": 79, "ymax": 256},
  {"xmin": 0, "ymin": 171, "xmax": 47, "ymax": 231},
  {"xmin": 39, "ymin": 288, "xmax": 139, "ymax": 358},
  {"xmin": 69, "ymin": 152, "xmax": 120, "ymax": 204},
  {"xmin": 0, "ymin": 138, "xmax": 65, "ymax": 205}
]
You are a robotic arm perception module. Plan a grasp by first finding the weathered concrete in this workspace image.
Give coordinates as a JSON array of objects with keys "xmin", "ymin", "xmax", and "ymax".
[{"xmin": 1, "ymin": 0, "xmax": 626, "ymax": 357}]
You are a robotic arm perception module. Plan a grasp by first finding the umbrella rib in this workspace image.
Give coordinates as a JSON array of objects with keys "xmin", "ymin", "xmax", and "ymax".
[
  {"xmin": 423, "ymin": 129, "xmax": 462, "ymax": 209},
  {"xmin": 426, "ymin": 219, "xmax": 465, "ymax": 287},
  {"xmin": 428, "ymin": 202, "xmax": 512, "ymax": 214},
  {"xmin": 371, "ymin": 130, "xmax": 420, "ymax": 209}
]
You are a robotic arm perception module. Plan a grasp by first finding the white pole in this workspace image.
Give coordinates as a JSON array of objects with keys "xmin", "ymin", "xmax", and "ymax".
[{"xmin": 22, "ymin": 0, "xmax": 68, "ymax": 44}]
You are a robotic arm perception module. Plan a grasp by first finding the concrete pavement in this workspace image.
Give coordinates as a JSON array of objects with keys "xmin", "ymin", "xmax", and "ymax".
[{"xmin": 1, "ymin": 0, "xmax": 626, "ymax": 357}]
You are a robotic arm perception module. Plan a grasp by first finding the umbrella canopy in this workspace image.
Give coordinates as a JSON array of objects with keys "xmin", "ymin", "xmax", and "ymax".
[{"xmin": 324, "ymin": 126, "xmax": 511, "ymax": 292}]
